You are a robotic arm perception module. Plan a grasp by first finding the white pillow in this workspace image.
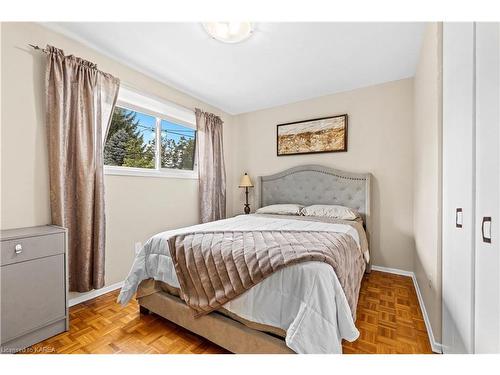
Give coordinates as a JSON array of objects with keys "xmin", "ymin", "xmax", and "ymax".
[
  {"xmin": 256, "ymin": 204, "xmax": 304, "ymax": 215},
  {"xmin": 300, "ymin": 204, "xmax": 359, "ymax": 220}
]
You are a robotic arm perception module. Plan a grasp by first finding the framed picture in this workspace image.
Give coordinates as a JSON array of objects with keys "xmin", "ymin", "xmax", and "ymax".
[{"xmin": 276, "ymin": 114, "xmax": 348, "ymax": 156}]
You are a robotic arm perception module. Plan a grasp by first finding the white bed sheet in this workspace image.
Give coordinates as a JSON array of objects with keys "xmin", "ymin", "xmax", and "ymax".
[{"xmin": 118, "ymin": 214, "xmax": 365, "ymax": 353}]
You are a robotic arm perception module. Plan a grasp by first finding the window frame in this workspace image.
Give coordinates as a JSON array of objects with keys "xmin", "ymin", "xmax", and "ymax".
[{"xmin": 103, "ymin": 88, "xmax": 198, "ymax": 180}]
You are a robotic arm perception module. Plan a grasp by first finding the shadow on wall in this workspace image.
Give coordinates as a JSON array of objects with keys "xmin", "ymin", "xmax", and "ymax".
[
  {"xmin": 370, "ymin": 175, "xmax": 381, "ymax": 266},
  {"xmin": 29, "ymin": 47, "xmax": 51, "ymax": 224},
  {"xmin": 413, "ymin": 248, "xmax": 443, "ymax": 345},
  {"xmin": 370, "ymin": 174, "xmax": 415, "ymax": 270}
]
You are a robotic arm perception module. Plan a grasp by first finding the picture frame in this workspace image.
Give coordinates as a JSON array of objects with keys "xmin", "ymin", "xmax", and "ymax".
[{"xmin": 276, "ymin": 114, "xmax": 348, "ymax": 156}]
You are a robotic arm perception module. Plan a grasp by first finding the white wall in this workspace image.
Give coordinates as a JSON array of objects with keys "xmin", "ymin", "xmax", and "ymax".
[
  {"xmin": 0, "ymin": 22, "xmax": 236, "ymax": 299},
  {"xmin": 413, "ymin": 22, "xmax": 443, "ymax": 343},
  {"xmin": 230, "ymin": 79, "xmax": 415, "ymax": 271}
]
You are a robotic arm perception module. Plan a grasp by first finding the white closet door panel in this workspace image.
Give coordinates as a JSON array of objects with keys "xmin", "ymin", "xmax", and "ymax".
[
  {"xmin": 442, "ymin": 22, "xmax": 475, "ymax": 354},
  {"xmin": 475, "ymin": 22, "xmax": 500, "ymax": 353}
]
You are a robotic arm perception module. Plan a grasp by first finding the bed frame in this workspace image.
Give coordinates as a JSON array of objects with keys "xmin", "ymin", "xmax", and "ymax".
[{"xmin": 138, "ymin": 164, "xmax": 372, "ymax": 354}]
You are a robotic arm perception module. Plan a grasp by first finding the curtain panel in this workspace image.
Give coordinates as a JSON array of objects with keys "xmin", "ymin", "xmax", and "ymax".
[
  {"xmin": 45, "ymin": 45, "xmax": 120, "ymax": 292},
  {"xmin": 195, "ymin": 109, "xmax": 226, "ymax": 223}
]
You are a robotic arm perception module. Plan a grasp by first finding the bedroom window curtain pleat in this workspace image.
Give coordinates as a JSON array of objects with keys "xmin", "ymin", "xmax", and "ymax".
[
  {"xmin": 45, "ymin": 45, "xmax": 120, "ymax": 292},
  {"xmin": 195, "ymin": 109, "xmax": 227, "ymax": 223}
]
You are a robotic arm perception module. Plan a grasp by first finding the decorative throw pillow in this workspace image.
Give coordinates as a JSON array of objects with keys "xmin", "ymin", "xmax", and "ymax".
[
  {"xmin": 255, "ymin": 204, "xmax": 304, "ymax": 215},
  {"xmin": 300, "ymin": 204, "xmax": 359, "ymax": 220}
]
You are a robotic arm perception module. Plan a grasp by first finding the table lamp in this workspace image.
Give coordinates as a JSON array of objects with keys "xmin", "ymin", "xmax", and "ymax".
[{"xmin": 239, "ymin": 173, "xmax": 254, "ymax": 214}]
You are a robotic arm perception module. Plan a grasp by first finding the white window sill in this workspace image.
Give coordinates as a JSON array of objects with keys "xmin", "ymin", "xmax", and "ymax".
[{"xmin": 104, "ymin": 166, "xmax": 198, "ymax": 180}]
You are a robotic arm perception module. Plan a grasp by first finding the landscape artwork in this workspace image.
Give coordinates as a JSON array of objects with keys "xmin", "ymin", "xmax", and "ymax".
[{"xmin": 277, "ymin": 114, "xmax": 348, "ymax": 156}]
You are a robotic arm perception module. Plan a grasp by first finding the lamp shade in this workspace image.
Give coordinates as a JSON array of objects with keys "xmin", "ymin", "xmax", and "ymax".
[{"xmin": 239, "ymin": 173, "xmax": 254, "ymax": 188}]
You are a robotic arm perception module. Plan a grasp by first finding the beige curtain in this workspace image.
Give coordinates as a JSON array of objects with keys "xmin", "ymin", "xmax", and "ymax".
[
  {"xmin": 45, "ymin": 45, "xmax": 120, "ymax": 292},
  {"xmin": 195, "ymin": 109, "xmax": 226, "ymax": 223}
]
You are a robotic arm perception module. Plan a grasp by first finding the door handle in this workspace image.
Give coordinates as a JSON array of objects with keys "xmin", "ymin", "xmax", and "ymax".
[
  {"xmin": 482, "ymin": 217, "xmax": 492, "ymax": 243},
  {"xmin": 456, "ymin": 208, "xmax": 463, "ymax": 228}
]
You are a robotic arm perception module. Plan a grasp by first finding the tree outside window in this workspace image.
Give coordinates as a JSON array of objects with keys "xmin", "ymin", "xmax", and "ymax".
[{"xmin": 104, "ymin": 107, "xmax": 196, "ymax": 171}]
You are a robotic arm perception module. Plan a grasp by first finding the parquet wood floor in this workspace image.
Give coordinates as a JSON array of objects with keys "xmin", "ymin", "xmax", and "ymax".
[
  {"xmin": 25, "ymin": 271, "xmax": 433, "ymax": 354},
  {"xmin": 343, "ymin": 271, "xmax": 433, "ymax": 354}
]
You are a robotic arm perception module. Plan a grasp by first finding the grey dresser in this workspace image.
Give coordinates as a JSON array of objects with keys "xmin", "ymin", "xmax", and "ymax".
[{"xmin": 0, "ymin": 225, "xmax": 68, "ymax": 353}]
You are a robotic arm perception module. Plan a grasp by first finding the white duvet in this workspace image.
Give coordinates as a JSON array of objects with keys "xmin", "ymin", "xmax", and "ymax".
[{"xmin": 118, "ymin": 214, "xmax": 366, "ymax": 354}]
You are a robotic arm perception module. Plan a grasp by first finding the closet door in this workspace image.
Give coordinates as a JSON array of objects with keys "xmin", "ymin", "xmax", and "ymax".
[
  {"xmin": 442, "ymin": 22, "xmax": 475, "ymax": 354},
  {"xmin": 474, "ymin": 22, "xmax": 500, "ymax": 353}
]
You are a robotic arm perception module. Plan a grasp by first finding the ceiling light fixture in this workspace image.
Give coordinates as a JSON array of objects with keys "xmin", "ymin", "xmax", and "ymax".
[{"xmin": 202, "ymin": 22, "xmax": 254, "ymax": 44}]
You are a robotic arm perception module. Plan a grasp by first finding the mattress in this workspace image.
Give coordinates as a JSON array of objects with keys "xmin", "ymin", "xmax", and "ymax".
[{"xmin": 118, "ymin": 213, "xmax": 369, "ymax": 353}]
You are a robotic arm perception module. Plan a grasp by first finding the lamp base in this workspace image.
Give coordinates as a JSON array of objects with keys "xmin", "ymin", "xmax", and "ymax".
[{"xmin": 244, "ymin": 204, "xmax": 250, "ymax": 214}]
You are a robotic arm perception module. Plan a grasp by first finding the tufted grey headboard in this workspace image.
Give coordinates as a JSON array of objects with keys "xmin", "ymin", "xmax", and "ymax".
[{"xmin": 258, "ymin": 165, "xmax": 371, "ymax": 231}]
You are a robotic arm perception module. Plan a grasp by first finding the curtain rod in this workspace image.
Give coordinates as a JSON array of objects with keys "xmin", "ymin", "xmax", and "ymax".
[
  {"xmin": 29, "ymin": 44, "xmax": 47, "ymax": 52},
  {"xmin": 28, "ymin": 44, "xmax": 219, "ymax": 117}
]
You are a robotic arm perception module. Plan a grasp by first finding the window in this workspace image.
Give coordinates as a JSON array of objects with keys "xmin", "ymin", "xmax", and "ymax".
[
  {"xmin": 160, "ymin": 119, "xmax": 196, "ymax": 170},
  {"xmin": 103, "ymin": 87, "xmax": 197, "ymax": 179},
  {"xmin": 104, "ymin": 108, "xmax": 156, "ymax": 169}
]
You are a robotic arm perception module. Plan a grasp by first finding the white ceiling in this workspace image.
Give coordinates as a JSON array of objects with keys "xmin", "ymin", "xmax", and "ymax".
[{"xmin": 45, "ymin": 22, "xmax": 426, "ymax": 114}]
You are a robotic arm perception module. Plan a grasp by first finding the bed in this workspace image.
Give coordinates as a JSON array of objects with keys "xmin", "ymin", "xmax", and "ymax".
[{"xmin": 118, "ymin": 165, "xmax": 371, "ymax": 354}]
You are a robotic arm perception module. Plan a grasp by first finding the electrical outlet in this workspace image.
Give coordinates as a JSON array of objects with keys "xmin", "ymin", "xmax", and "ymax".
[
  {"xmin": 428, "ymin": 279, "xmax": 432, "ymax": 289},
  {"xmin": 134, "ymin": 242, "xmax": 142, "ymax": 255}
]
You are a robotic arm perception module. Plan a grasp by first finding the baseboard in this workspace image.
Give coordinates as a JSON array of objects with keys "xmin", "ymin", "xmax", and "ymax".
[
  {"xmin": 68, "ymin": 281, "xmax": 124, "ymax": 307},
  {"xmin": 371, "ymin": 265, "xmax": 443, "ymax": 354},
  {"xmin": 371, "ymin": 265, "xmax": 414, "ymax": 277},
  {"xmin": 411, "ymin": 276, "xmax": 443, "ymax": 354}
]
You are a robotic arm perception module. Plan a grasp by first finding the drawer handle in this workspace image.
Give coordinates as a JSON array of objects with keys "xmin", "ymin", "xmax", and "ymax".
[{"xmin": 14, "ymin": 244, "xmax": 23, "ymax": 254}]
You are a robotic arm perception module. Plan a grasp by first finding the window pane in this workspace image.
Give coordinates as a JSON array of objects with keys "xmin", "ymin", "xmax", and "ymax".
[
  {"xmin": 160, "ymin": 120, "xmax": 196, "ymax": 170},
  {"xmin": 104, "ymin": 107, "xmax": 156, "ymax": 169}
]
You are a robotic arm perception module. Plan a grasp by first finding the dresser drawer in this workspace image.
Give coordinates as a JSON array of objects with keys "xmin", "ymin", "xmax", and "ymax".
[
  {"xmin": 0, "ymin": 233, "xmax": 64, "ymax": 266},
  {"xmin": 1, "ymin": 254, "xmax": 66, "ymax": 343}
]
